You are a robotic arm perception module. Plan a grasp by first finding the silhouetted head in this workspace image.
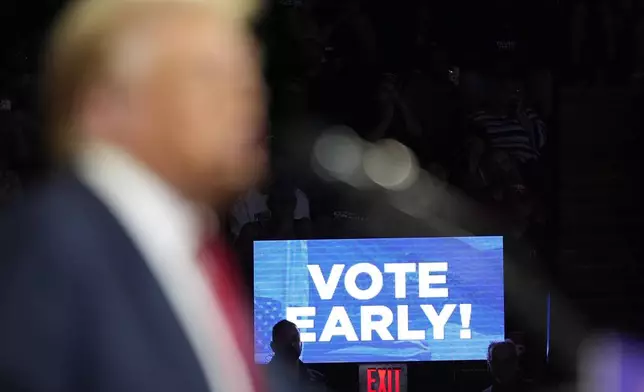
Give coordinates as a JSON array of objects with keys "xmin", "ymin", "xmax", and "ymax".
[
  {"xmin": 488, "ymin": 340, "xmax": 520, "ymax": 384},
  {"xmin": 270, "ymin": 320, "xmax": 302, "ymax": 361}
]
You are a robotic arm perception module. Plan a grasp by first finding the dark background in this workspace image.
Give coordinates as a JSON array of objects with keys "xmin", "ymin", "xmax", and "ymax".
[{"xmin": 2, "ymin": 0, "xmax": 644, "ymax": 391}]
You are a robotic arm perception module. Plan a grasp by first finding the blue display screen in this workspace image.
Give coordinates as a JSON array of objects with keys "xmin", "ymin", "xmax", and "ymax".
[{"xmin": 254, "ymin": 237, "xmax": 504, "ymax": 363}]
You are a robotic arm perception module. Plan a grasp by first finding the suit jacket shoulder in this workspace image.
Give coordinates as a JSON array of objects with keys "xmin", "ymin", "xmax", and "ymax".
[{"xmin": 0, "ymin": 173, "xmax": 210, "ymax": 392}]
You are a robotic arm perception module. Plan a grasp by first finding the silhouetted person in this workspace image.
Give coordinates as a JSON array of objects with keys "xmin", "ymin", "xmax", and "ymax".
[
  {"xmin": 483, "ymin": 340, "xmax": 533, "ymax": 392},
  {"xmin": 234, "ymin": 181, "xmax": 312, "ymax": 294},
  {"xmin": 229, "ymin": 184, "xmax": 311, "ymax": 240},
  {"xmin": 266, "ymin": 320, "xmax": 328, "ymax": 392}
]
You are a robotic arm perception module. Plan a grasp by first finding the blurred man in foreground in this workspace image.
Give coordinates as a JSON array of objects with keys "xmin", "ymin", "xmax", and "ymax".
[
  {"xmin": 0, "ymin": 0, "xmax": 266, "ymax": 391},
  {"xmin": 268, "ymin": 320, "xmax": 329, "ymax": 392}
]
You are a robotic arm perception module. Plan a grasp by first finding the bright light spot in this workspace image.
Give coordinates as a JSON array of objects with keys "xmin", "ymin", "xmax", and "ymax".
[
  {"xmin": 312, "ymin": 126, "xmax": 363, "ymax": 180},
  {"xmin": 362, "ymin": 140, "xmax": 419, "ymax": 191}
]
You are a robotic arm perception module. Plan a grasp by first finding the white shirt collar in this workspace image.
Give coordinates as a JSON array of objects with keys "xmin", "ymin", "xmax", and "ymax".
[
  {"xmin": 75, "ymin": 142, "xmax": 254, "ymax": 392},
  {"xmin": 75, "ymin": 142, "xmax": 211, "ymax": 259}
]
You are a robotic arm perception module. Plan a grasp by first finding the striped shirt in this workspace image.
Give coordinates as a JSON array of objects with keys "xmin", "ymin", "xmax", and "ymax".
[{"xmin": 470, "ymin": 108, "xmax": 547, "ymax": 163}]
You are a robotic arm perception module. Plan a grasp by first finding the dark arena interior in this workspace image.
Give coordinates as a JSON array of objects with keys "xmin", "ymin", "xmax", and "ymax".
[{"xmin": 1, "ymin": 0, "xmax": 644, "ymax": 391}]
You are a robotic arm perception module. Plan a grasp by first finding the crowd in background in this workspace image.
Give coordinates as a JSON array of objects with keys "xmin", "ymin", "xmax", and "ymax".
[
  {"xmin": 4, "ymin": 0, "xmax": 643, "ymax": 217},
  {"xmin": 0, "ymin": 0, "xmax": 624, "ymax": 283},
  {"xmin": 226, "ymin": 0, "xmax": 555, "ymax": 277},
  {"xmin": 3, "ymin": 0, "xmax": 644, "ymax": 197},
  {"xmin": 222, "ymin": 0, "xmax": 644, "ymax": 256},
  {"xmin": 4, "ymin": 0, "xmax": 642, "ymax": 286}
]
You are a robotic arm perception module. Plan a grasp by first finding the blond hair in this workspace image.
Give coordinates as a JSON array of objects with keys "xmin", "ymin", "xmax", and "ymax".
[{"xmin": 43, "ymin": 0, "xmax": 261, "ymax": 162}]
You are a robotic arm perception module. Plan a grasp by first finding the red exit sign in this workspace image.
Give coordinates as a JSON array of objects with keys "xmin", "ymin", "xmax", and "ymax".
[{"xmin": 359, "ymin": 364, "xmax": 407, "ymax": 392}]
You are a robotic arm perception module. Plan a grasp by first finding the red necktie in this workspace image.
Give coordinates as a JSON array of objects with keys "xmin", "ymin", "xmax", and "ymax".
[{"xmin": 199, "ymin": 238, "xmax": 263, "ymax": 392}]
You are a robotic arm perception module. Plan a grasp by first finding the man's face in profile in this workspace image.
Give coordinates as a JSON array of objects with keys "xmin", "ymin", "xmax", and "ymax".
[{"xmin": 111, "ymin": 6, "xmax": 268, "ymax": 200}]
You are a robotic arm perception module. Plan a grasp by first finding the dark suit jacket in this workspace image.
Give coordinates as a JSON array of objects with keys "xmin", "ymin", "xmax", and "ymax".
[
  {"xmin": 266, "ymin": 358, "xmax": 329, "ymax": 392},
  {"xmin": 0, "ymin": 173, "xmax": 211, "ymax": 392}
]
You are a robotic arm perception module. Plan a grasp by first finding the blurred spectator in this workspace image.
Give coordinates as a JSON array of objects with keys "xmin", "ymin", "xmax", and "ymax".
[
  {"xmin": 263, "ymin": 181, "xmax": 313, "ymax": 240},
  {"xmin": 234, "ymin": 181, "xmax": 313, "ymax": 288},
  {"xmin": 230, "ymin": 185, "xmax": 310, "ymax": 239},
  {"xmin": 466, "ymin": 75, "xmax": 547, "ymax": 168},
  {"xmin": 456, "ymin": 70, "xmax": 547, "ymax": 239},
  {"xmin": 336, "ymin": 73, "xmax": 427, "ymax": 173},
  {"xmin": 466, "ymin": 148, "xmax": 540, "ymax": 238},
  {"xmin": 364, "ymin": 74, "xmax": 423, "ymax": 144}
]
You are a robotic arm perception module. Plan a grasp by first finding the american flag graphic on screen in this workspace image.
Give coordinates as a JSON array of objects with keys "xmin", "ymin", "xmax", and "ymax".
[{"xmin": 254, "ymin": 297, "xmax": 284, "ymax": 354}]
